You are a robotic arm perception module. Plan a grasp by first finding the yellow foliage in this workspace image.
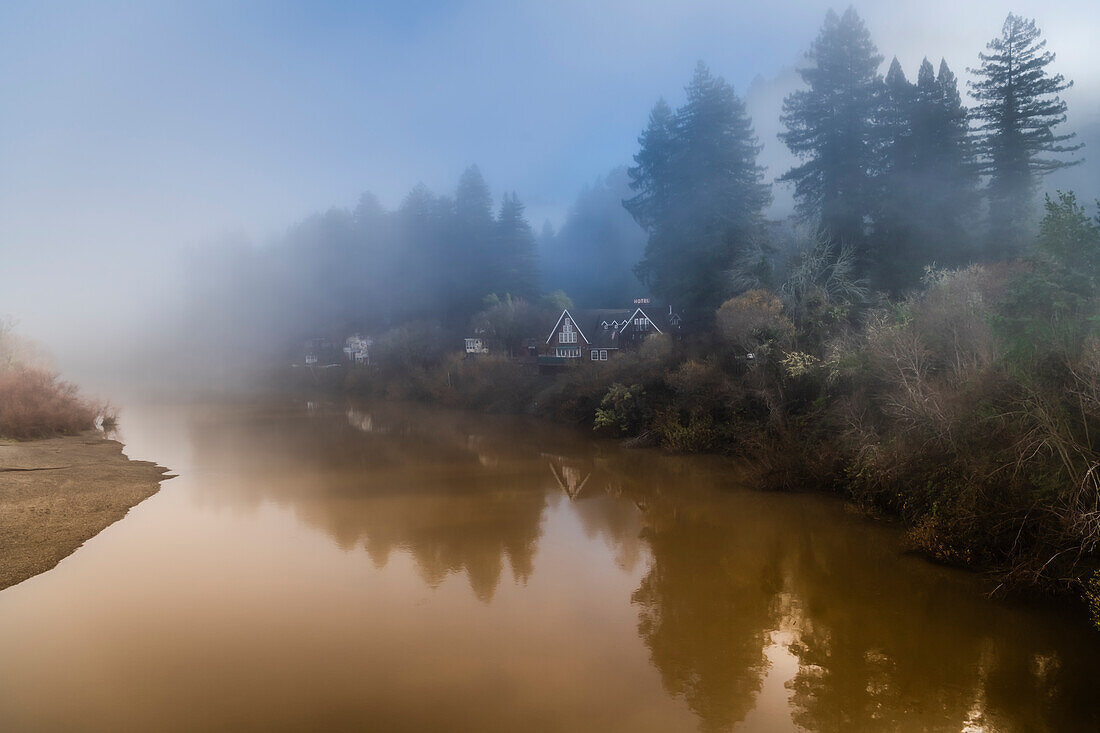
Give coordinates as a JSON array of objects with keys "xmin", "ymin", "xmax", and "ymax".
[{"xmin": 716, "ymin": 290, "xmax": 795, "ymax": 353}]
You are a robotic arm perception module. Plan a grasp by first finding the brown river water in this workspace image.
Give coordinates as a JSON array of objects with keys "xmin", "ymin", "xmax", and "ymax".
[{"xmin": 1, "ymin": 399, "xmax": 1099, "ymax": 732}]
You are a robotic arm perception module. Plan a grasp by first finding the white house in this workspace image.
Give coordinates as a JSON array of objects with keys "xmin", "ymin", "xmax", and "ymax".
[
  {"xmin": 465, "ymin": 337, "xmax": 489, "ymax": 355},
  {"xmin": 343, "ymin": 334, "xmax": 373, "ymax": 364}
]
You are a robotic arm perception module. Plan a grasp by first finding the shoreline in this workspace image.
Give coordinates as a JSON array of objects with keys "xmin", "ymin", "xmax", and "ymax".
[{"xmin": 0, "ymin": 431, "xmax": 171, "ymax": 591}]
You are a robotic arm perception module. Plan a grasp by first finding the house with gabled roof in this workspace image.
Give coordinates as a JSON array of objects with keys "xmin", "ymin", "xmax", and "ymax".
[{"xmin": 540, "ymin": 300, "xmax": 683, "ymax": 365}]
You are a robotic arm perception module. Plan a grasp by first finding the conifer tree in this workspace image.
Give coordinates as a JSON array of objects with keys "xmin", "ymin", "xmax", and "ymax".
[
  {"xmin": 494, "ymin": 193, "xmax": 539, "ymax": 299},
  {"xmin": 873, "ymin": 57, "xmax": 917, "ymax": 289},
  {"xmin": 968, "ymin": 14, "xmax": 1082, "ymax": 256},
  {"xmin": 873, "ymin": 57, "xmax": 979, "ymax": 291},
  {"xmin": 780, "ymin": 8, "xmax": 883, "ymax": 264},
  {"xmin": 451, "ymin": 165, "xmax": 497, "ymax": 316},
  {"xmin": 627, "ymin": 63, "xmax": 770, "ymax": 310},
  {"xmin": 920, "ymin": 59, "xmax": 979, "ymax": 260},
  {"xmin": 624, "ymin": 99, "xmax": 676, "ymax": 234}
]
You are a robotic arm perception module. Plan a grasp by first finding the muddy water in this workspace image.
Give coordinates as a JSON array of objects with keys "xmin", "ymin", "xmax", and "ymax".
[{"xmin": 1, "ymin": 401, "xmax": 1098, "ymax": 732}]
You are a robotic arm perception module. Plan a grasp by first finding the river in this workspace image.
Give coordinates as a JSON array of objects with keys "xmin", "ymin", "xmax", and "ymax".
[{"xmin": 0, "ymin": 399, "xmax": 1098, "ymax": 732}]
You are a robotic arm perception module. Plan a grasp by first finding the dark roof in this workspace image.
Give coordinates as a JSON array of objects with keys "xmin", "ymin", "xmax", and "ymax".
[{"xmin": 552, "ymin": 306, "xmax": 683, "ymax": 348}]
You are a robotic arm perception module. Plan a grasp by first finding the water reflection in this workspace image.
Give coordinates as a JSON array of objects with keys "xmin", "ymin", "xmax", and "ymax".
[
  {"xmin": 185, "ymin": 401, "xmax": 1100, "ymax": 731},
  {"xmin": 7, "ymin": 399, "xmax": 1095, "ymax": 732},
  {"xmin": 185, "ymin": 403, "xmax": 555, "ymax": 601},
  {"xmin": 632, "ymin": 496, "xmax": 780, "ymax": 731}
]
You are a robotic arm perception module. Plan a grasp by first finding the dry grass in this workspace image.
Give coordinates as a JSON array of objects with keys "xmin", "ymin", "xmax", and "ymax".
[{"xmin": 0, "ymin": 367, "xmax": 99, "ymax": 440}]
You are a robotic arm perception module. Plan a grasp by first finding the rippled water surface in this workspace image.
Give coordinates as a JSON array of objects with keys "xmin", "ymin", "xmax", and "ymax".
[{"xmin": 1, "ymin": 400, "xmax": 1098, "ymax": 732}]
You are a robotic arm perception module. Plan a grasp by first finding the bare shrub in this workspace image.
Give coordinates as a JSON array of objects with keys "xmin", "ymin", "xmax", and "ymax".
[
  {"xmin": 665, "ymin": 359, "xmax": 727, "ymax": 414},
  {"xmin": 911, "ymin": 265, "xmax": 1001, "ymax": 380},
  {"xmin": 0, "ymin": 367, "xmax": 98, "ymax": 440},
  {"xmin": 716, "ymin": 289, "xmax": 794, "ymax": 355}
]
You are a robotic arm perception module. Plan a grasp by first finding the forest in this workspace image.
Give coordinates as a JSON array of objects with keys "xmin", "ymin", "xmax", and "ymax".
[{"xmin": 178, "ymin": 10, "xmax": 1100, "ymax": 619}]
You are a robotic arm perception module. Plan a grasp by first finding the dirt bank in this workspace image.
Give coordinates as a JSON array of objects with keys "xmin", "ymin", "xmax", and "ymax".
[{"xmin": 0, "ymin": 432, "xmax": 170, "ymax": 591}]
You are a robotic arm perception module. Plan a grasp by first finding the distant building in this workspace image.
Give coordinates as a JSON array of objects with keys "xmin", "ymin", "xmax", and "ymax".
[
  {"xmin": 343, "ymin": 334, "xmax": 373, "ymax": 364},
  {"xmin": 302, "ymin": 337, "xmax": 338, "ymax": 367},
  {"xmin": 540, "ymin": 301, "xmax": 683, "ymax": 365},
  {"xmin": 465, "ymin": 337, "xmax": 489, "ymax": 355}
]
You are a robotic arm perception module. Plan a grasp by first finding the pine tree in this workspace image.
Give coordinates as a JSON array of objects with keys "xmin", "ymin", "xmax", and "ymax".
[
  {"xmin": 451, "ymin": 165, "xmax": 496, "ymax": 317},
  {"xmin": 627, "ymin": 63, "xmax": 770, "ymax": 310},
  {"xmin": 873, "ymin": 57, "xmax": 979, "ymax": 291},
  {"xmin": 545, "ymin": 168, "xmax": 647, "ymax": 307},
  {"xmin": 968, "ymin": 14, "xmax": 1082, "ymax": 256},
  {"xmin": 780, "ymin": 7, "xmax": 883, "ymax": 265},
  {"xmin": 873, "ymin": 57, "xmax": 917, "ymax": 290},
  {"xmin": 921, "ymin": 59, "xmax": 979, "ymax": 262},
  {"xmin": 397, "ymin": 184, "xmax": 451, "ymax": 319},
  {"xmin": 494, "ymin": 193, "xmax": 539, "ymax": 299},
  {"xmin": 624, "ymin": 99, "xmax": 676, "ymax": 236}
]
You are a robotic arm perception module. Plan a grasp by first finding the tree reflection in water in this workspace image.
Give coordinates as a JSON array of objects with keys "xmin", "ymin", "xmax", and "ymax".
[
  {"xmin": 186, "ymin": 401, "xmax": 552, "ymax": 601},
  {"xmin": 182, "ymin": 400, "xmax": 1100, "ymax": 731}
]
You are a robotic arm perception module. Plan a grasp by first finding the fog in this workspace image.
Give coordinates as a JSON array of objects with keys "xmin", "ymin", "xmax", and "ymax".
[{"xmin": 0, "ymin": 0, "xmax": 1097, "ymax": 385}]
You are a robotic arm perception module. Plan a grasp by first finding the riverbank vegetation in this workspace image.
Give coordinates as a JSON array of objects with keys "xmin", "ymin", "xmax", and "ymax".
[
  {"xmin": 0, "ymin": 322, "xmax": 112, "ymax": 440},
  {"xmin": 178, "ymin": 10, "xmax": 1098, "ymax": 617}
]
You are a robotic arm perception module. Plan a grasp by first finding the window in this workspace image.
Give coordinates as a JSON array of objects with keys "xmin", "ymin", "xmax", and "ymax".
[
  {"xmin": 560, "ymin": 320, "xmax": 577, "ymax": 343},
  {"xmin": 600, "ymin": 350, "xmax": 607, "ymax": 360},
  {"xmin": 591, "ymin": 350, "xmax": 598, "ymax": 360}
]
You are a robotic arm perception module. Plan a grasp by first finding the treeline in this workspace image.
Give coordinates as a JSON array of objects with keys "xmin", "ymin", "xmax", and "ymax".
[
  {"xmin": 177, "ymin": 166, "xmax": 552, "ymax": 369},
  {"xmin": 179, "ymin": 9, "xmax": 1085, "ymax": 368},
  {"xmin": 627, "ymin": 10, "xmax": 1081, "ymax": 309}
]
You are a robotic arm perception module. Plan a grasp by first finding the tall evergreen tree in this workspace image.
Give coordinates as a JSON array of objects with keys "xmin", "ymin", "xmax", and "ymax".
[
  {"xmin": 627, "ymin": 63, "xmax": 770, "ymax": 310},
  {"xmin": 968, "ymin": 14, "xmax": 1082, "ymax": 256},
  {"xmin": 397, "ymin": 184, "xmax": 452, "ymax": 320},
  {"xmin": 450, "ymin": 165, "xmax": 497, "ymax": 317},
  {"xmin": 873, "ymin": 57, "xmax": 979, "ymax": 291},
  {"xmin": 920, "ymin": 59, "xmax": 979, "ymax": 261},
  {"xmin": 624, "ymin": 99, "xmax": 676, "ymax": 234},
  {"xmin": 780, "ymin": 7, "xmax": 883, "ymax": 265},
  {"xmin": 873, "ymin": 57, "xmax": 917, "ymax": 289},
  {"xmin": 543, "ymin": 168, "xmax": 647, "ymax": 307},
  {"xmin": 494, "ymin": 192, "xmax": 539, "ymax": 299}
]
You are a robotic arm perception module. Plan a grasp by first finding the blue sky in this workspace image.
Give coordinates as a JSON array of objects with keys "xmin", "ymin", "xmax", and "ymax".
[{"xmin": 1, "ymin": 0, "xmax": 1097, "ymax": 350}]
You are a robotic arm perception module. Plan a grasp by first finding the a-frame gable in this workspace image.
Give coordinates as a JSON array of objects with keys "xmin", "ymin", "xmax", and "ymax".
[
  {"xmin": 546, "ymin": 309, "xmax": 590, "ymax": 344},
  {"xmin": 619, "ymin": 307, "xmax": 662, "ymax": 334}
]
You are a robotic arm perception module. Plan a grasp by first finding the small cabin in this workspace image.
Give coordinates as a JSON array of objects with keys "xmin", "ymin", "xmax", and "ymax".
[{"xmin": 465, "ymin": 337, "xmax": 489, "ymax": 355}]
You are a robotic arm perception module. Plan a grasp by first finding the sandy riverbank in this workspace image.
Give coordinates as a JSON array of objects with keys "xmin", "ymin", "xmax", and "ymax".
[{"xmin": 0, "ymin": 432, "xmax": 170, "ymax": 591}]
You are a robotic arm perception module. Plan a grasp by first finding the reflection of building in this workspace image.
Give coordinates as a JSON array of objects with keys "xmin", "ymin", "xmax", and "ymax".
[
  {"xmin": 346, "ymin": 407, "xmax": 375, "ymax": 433},
  {"xmin": 547, "ymin": 459, "xmax": 591, "ymax": 500}
]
